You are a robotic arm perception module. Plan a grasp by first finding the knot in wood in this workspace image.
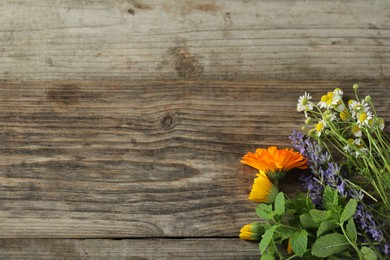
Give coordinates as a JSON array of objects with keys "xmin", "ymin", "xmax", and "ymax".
[
  {"xmin": 128, "ymin": 8, "xmax": 135, "ymax": 15},
  {"xmin": 161, "ymin": 115, "xmax": 173, "ymax": 129}
]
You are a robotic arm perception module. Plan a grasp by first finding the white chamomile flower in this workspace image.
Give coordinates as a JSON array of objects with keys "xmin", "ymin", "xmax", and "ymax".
[
  {"xmin": 297, "ymin": 92, "xmax": 314, "ymax": 112},
  {"xmin": 357, "ymin": 111, "xmax": 373, "ymax": 126},
  {"xmin": 351, "ymin": 124, "xmax": 362, "ymax": 137},
  {"xmin": 348, "ymin": 99, "xmax": 359, "ymax": 117},
  {"xmin": 334, "ymin": 102, "xmax": 346, "ymax": 112},
  {"xmin": 345, "ymin": 138, "xmax": 368, "ymax": 157},
  {"xmin": 333, "ymin": 88, "xmax": 343, "ymax": 99},
  {"xmin": 315, "ymin": 120, "xmax": 326, "ymax": 136},
  {"xmin": 353, "ymin": 138, "xmax": 362, "ymax": 146},
  {"xmin": 356, "ymin": 147, "xmax": 369, "ymax": 157},
  {"xmin": 343, "ymin": 138, "xmax": 355, "ymax": 153},
  {"xmin": 323, "ymin": 111, "xmax": 337, "ymax": 123},
  {"xmin": 318, "ymin": 91, "xmax": 341, "ymax": 109},
  {"xmin": 318, "ymin": 92, "xmax": 333, "ymax": 109},
  {"xmin": 378, "ymin": 118, "xmax": 385, "ymax": 131},
  {"xmin": 340, "ymin": 110, "xmax": 351, "ymax": 121},
  {"xmin": 349, "ymin": 99, "xmax": 370, "ymax": 118}
]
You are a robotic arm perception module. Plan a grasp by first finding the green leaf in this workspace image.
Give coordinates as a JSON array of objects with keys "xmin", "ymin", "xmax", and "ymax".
[
  {"xmin": 305, "ymin": 192, "xmax": 315, "ymax": 210},
  {"xmin": 274, "ymin": 192, "xmax": 285, "ymax": 216},
  {"xmin": 316, "ymin": 220, "xmax": 338, "ymax": 237},
  {"xmin": 259, "ymin": 225, "xmax": 278, "ymax": 254},
  {"xmin": 361, "ymin": 246, "xmax": 377, "ymax": 260},
  {"xmin": 300, "ymin": 213, "xmax": 319, "ymax": 229},
  {"xmin": 275, "ymin": 226, "xmax": 295, "ymax": 240},
  {"xmin": 340, "ymin": 199, "xmax": 357, "ymax": 223},
  {"xmin": 256, "ymin": 204, "xmax": 273, "ymax": 220},
  {"xmin": 346, "ymin": 218, "xmax": 357, "ymax": 242},
  {"xmin": 291, "ymin": 230, "xmax": 308, "ymax": 257},
  {"xmin": 310, "ymin": 209, "xmax": 331, "ymax": 223},
  {"xmin": 311, "ymin": 233, "xmax": 350, "ymax": 258},
  {"xmin": 260, "ymin": 253, "xmax": 275, "ymax": 260},
  {"xmin": 323, "ymin": 186, "xmax": 338, "ymax": 210},
  {"xmin": 302, "ymin": 255, "xmax": 322, "ymax": 260}
]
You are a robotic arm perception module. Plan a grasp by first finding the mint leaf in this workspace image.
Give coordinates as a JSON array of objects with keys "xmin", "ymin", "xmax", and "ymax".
[
  {"xmin": 274, "ymin": 192, "xmax": 285, "ymax": 216},
  {"xmin": 291, "ymin": 230, "xmax": 308, "ymax": 257},
  {"xmin": 346, "ymin": 218, "xmax": 357, "ymax": 242},
  {"xmin": 361, "ymin": 246, "xmax": 377, "ymax": 260},
  {"xmin": 317, "ymin": 220, "xmax": 338, "ymax": 237},
  {"xmin": 256, "ymin": 204, "xmax": 273, "ymax": 220},
  {"xmin": 312, "ymin": 233, "xmax": 349, "ymax": 257},
  {"xmin": 260, "ymin": 253, "xmax": 275, "ymax": 260},
  {"xmin": 340, "ymin": 199, "xmax": 357, "ymax": 223},
  {"xmin": 300, "ymin": 213, "xmax": 319, "ymax": 229},
  {"xmin": 310, "ymin": 209, "xmax": 331, "ymax": 222},
  {"xmin": 276, "ymin": 226, "xmax": 295, "ymax": 240},
  {"xmin": 305, "ymin": 192, "xmax": 315, "ymax": 210},
  {"xmin": 323, "ymin": 186, "xmax": 338, "ymax": 210},
  {"xmin": 259, "ymin": 225, "xmax": 278, "ymax": 254}
]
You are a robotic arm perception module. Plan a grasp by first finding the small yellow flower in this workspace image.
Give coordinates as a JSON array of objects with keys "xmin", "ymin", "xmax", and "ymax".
[
  {"xmin": 249, "ymin": 171, "xmax": 279, "ymax": 203},
  {"xmin": 239, "ymin": 222, "xmax": 263, "ymax": 241}
]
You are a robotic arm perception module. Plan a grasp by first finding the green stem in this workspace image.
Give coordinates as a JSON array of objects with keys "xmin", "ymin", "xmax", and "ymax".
[{"xmin": 340, "ymin": 223, "xmax": 363, "ymax": 260}]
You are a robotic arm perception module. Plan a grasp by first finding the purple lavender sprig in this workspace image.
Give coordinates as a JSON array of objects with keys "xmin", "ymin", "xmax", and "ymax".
[
  {"xmin": 289, "ymin": 131, "xmax": 389, "ymax": 256},
  {"xmin": 289, "ymin": 131, "xmax": 349, "ymax": 205}
]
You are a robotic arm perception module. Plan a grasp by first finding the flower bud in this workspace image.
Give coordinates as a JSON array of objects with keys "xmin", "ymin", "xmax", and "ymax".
[
  {"xmin": 353, "ymin": 84, "xmax": 359, "ymax": 90},
  {"xmin": 239, "ymin": 222, "xmax": 264, "ymax": 241},
  {"xmin": 287, "ymin": 238, "xmax": 293, "ymax": 254}
]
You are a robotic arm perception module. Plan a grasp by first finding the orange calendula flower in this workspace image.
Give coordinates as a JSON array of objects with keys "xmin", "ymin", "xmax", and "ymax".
[
  {"xmin": 239, "ymin": 222, "xmax": 263, "ymax": 241},
  {"xmin": 249, "ymin": 171, "xmax": 279, "ymax": 203},
  {"xmin": 287, "ymin": 238, "xmax": 293, "ymax": 254},
  {"xmin": 241, "ymin": 146, "xmax": 308, "ymax": 183}
]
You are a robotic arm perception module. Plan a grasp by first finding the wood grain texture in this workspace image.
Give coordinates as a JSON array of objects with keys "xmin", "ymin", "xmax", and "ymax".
[
  {"xmin": 1, "ymin": 80, "xmax": 389, "ymax": 238},
  {"xmin": 1, "ymin": 0, "xmax": 390, "ymax": 81},
  {"xmin": 0, "ymin": 238, "xmax": 259, "ymax": 259},
  {"xmin": 1, "ymin": 0, "xmax": 390, "ymax": 257}
]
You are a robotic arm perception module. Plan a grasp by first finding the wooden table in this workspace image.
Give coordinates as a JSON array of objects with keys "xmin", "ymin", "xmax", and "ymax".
[{"xmin": 1, "ymin": 1, "xmax": 389, "ymax": 259}]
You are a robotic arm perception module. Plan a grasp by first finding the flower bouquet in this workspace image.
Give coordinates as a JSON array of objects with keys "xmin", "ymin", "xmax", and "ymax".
[{"xmin": 239, "ymin": 85, "xmax": 389, "ymax": 259}]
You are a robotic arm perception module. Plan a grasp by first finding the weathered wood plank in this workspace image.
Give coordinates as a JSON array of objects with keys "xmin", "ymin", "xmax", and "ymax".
[
  {"xmin": 0, "ymin": 238, "xmax": 259, "ymax": 259},
  {"xmin": 1, "ymin": 0, "xmax": 390, "ymax": 81},
  {"xmin": 0, "ymin": 80, "xmax": 389, "ymax": 238}
]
